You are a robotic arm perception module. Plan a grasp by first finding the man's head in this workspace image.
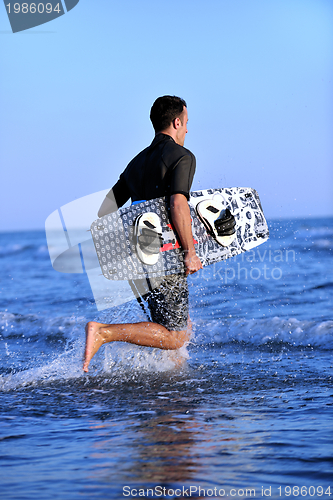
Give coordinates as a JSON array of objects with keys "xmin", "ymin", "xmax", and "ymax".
[{"xmin": 150, "ymin": 95, "xmax": 188, "ymax": 146}]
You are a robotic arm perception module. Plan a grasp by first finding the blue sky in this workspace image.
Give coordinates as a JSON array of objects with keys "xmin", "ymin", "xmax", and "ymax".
[{"xmin": 1, "ymin": 0, "xmax": 332, "ymax": 230}]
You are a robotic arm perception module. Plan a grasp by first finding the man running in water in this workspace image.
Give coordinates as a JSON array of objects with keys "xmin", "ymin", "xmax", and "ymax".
[{"xmin": 83, "ymin": 96, "xmax": 202, "ymax": 372}]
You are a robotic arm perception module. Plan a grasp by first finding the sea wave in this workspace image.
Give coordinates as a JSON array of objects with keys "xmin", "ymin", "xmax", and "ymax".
[
  {"xmin": 0, "ymin": 244, "xmax": 49, "ymax": 258},
  {"xmin": 296, "ymin": 225, "xmax": 333, "ymax": 237},
  {"xmin": 1, "ymin": 311, "xmax": 332, "ymax": 348},
  {"xmin": 0, "ymin": 313, "xmax": 332, "ymax": 391},
  {"xmin": 196, "ymin": 316, "xmax": 333, "ymax": 348},
  {"xmin": 0, "ymin": 311, "xmax": 85, "ymax": 339}
]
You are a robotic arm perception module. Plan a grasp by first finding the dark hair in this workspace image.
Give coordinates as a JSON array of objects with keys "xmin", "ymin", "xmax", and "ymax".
[{"xmin": 150, "ymin": 95, "xmax": 187, "ymax": 132}]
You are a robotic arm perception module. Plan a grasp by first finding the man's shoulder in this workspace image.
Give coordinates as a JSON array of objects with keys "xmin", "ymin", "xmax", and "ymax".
[
  {"xmin": 162, "ymin": 139, "xmax": 196, "ymax": 163},
  {"xmin": 123, "ymin": 146, "xmax": 150, "ymax": 174},
  {"xmin": 181, "ymin": 144, "xmax": 196, "ymax": 160},
  {"xmin": 130, "ymin": 145, "xmax": 151, "ymax": 164}
]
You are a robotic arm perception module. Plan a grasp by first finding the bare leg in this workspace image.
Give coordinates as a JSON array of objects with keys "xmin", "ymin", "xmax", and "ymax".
[{"xmin": 83, "ymin": 321, "xmax": 190, "ymax": 372}]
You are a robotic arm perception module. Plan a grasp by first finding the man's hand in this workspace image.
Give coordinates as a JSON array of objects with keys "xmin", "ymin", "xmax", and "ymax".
[{"xmin": 184, "ymin": 249, "xmax": 203, "ymax": 276}]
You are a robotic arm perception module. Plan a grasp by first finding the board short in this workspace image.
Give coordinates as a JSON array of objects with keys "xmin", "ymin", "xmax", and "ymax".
[{"xmin": 132, "ymin": 274, "xmax": 189, "ymax": 331}]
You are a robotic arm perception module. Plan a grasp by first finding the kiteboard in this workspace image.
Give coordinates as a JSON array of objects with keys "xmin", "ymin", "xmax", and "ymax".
[{"xmin": 90, "ymin": 187, "xmax": 269, "ymax": 281}]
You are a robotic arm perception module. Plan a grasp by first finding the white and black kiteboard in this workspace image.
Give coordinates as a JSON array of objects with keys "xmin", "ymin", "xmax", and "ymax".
[{"xmin": 90, "ymin": 187, "xmax": 269, "ymax": 281}]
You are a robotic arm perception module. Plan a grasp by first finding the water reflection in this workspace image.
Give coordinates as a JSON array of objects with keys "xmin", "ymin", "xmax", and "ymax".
[{"xmin": 85, "ymin": 391, "xmax": 242, "ymax": 487}]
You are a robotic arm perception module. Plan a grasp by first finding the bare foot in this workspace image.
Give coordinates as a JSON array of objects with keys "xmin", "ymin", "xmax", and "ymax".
[{"xmin": 83, "ymin": 321, "xmax": 110, "ymax": 372}]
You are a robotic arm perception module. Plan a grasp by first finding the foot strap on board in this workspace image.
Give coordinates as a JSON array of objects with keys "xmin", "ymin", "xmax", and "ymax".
[
  {"xmin": 196, "ymin": 200, "xmax": 236, "ymax": 247},
  {"xmin": 138, "ymin": 227, "xmax": 163, "ymax": 255},
  {"xmin": 134, "ymin": 212, "xmax": 163, "ymax": 265},
  {"xmin": 214, "ymin": 208, "xmax": 236, "ymax": 236}
]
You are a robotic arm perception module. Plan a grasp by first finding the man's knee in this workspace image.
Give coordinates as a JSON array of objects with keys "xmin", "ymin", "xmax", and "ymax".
[{"xmin": 169, "ymin": 328, "xmax": 191, "ymax": 349}]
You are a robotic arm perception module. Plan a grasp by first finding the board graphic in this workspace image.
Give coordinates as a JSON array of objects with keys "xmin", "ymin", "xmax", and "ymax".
[{"xmin": 91, "ymin": 187, "xmax": 269, "ymax": 281}]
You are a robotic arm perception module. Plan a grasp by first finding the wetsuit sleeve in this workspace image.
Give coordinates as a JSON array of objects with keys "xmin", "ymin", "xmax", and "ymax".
[
  {"xmin": 107, "ymin": 174, "xmax": 131, "ymax": 209},
  {"xmin": 169, "ymin": 153, "xmax": 196, "ymax": 200}
]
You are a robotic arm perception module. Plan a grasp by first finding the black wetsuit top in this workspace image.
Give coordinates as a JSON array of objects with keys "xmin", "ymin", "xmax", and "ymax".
[{"xmin": 109, "ymin": 133, "xmax": 196, "ymax": 208}]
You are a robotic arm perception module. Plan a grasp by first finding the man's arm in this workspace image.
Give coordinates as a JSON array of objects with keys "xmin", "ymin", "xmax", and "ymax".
[
  {"xmin": 170, "ymin": 193, "xmax": 203, "ymax": 275},
  {"xmin": 98, "ymin": 176, "xmax": 131, "ymax": 218},
  {"xmin": 98, "ymin": 190, "xmax": 118, "ymax": 218}
]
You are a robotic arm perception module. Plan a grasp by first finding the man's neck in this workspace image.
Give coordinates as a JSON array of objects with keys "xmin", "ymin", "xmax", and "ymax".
[{"xmin": 156, "ymin": 128, "xmax": 177, "ymax": 143}]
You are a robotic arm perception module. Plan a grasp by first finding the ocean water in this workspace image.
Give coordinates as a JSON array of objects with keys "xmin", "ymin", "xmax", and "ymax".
[{"xmin": 0, "ymin": 218, "xmax": 332, "ymax": 500}]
